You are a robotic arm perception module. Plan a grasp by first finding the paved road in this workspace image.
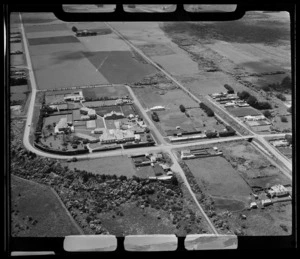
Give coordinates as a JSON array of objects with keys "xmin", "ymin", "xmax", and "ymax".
[
  {"xmin": 106, "ymin": 21, "xmax": 292, "ymax": 173},
  {"xmin": 19, "ymin": 15, "xmax": 292, "ymax": 235}
]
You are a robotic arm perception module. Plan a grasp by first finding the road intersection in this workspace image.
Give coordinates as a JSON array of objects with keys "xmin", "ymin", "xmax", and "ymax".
[{"xmin": 18, "ymin": 14, "xmax": 292, "ymax": 235}]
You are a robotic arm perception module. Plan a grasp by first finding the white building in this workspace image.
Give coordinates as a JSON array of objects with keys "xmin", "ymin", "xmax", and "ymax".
[
  {"xmin": 150, "ymin": 106, "xmax": 165, "ymax": 111},
  {"xmin": 224, "ymin": 102, "xmax": 235, "ymax": 107},
  {"xmin": 64, "ymin": 91, "xmax": 84, "ymax": 102},
  {"xmin": 180, "ymin": 150, "xmax": 195, "ymax": 160},
  {"xmin": 54, "ymin": 118, "xmax": 74, "ymax": 134},
  {"xmin": 268, "ymin": 185, "xmax": 289, "ymax": 197},
  {"xmin": 261, "ymin": 199, "xmax": 272, "ymax": 207},
  {"xmin": 244, "ymin": 115, "xmax": 266, "ymax": 121}
]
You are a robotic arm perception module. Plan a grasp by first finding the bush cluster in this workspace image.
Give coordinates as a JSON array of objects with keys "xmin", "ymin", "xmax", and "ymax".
[
  {"xmin": 179, "ymin": 104, "xmax": 186, "ymax": 113},
  {"xmin": 224, "ymin": 84, "xmax": 234, "ymax": 94},
  {"xmin": 237, "ymin": 91, "xmax": 272, "ymax": 110},
  {"xmin": 219, "ymin": 125, "xmax": 236, "ymax": 137},
  {"xmin": 151, "ymin": 112, "xmax": 159, "ymax": 122},
  {"xmin": 199, "ymin": 102, "xmax": 214, "ymax": 117}
]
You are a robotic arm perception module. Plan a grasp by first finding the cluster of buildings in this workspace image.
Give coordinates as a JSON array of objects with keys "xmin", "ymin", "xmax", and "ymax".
[
  {"xmin": 270, "ymin": 139, "xmax": 291, "ymax": 147},
  {"xmin": 249, "ymin": 184, "xmax": 292, "ymax": 209},
  {"xmin": 243, "ymin": 115, "xmax": 271, "ymax": 132},
  {"xmin": 180, "ymin": 147, "xmax": 222, "ymax": 160},
  {"xmin": 80, "ymin": 107, "xmax": 97, "ymax": 120},
  {"xmin": 132, "ymin": 153, "xmax": 174, "ymax": 181},
  {"xmin": 211, "ymin": 92, "xmax": 250, "ymax": 107},
  {"xmin": 99, "ymin": 128, "xmax": 139, "ymax": 144},
  {"xmin": 54, "ymin": 117, "xmax": 74, "ymax": 134},
  {"xmin": 115, "ymin": 98, "xmax": 133, "ymax": 105}
]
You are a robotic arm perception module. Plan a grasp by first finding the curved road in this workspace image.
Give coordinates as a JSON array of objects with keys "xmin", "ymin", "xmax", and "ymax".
[{"xmin": 19, "ymin": 14, "xmax": 292, "ymax": 235}]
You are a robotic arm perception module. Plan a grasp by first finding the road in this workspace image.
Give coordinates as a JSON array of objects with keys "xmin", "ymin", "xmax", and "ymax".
[
  {"xmin": 105, "ymin": 21, "xmax": 292, "ymax": 174},
  {"xmin": 19, "ymin": 14, "xmax": 292, "ymax": 235}
]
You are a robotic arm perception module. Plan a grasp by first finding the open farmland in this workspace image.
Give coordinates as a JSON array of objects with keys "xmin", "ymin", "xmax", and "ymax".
[
  {"xmin": 11, "ymin": 175, "xmax": 81, "ymax": 237},
  {"xmin": 83, "ymin": 51, "xmax": 157, "ymax": 84}
]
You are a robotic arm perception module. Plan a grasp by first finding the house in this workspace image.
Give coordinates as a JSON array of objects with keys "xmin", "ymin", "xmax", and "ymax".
[
  {"xmin": 250, "ymin": 202, "xmax": 258, "ymax": 209},
  {"xmin": 181, "ymin": 150, "xmax": 195, "ymax": 160},
  {"xmin": 81, "ymin": 115, "xmax": 90, "ymax": 121},
  {"xmin": 64, "ymin": 91, "xmax": 84, "ymax": 102},
  {"xmin": 99, "ymin": 129, "xmax": 135, "ymax": 144},
  {"xmin": 261, "ymin": 199, "xmax": 272, "ymax": 207},
  {"xmin": 166, "ymin": 171, "xmax": 173, "ymax": 176},
  {"xmin": 271, "ymin": 140, "xmax": 289, "ymax": 147},
  {"xmin": 134, "ymin": 134, "xmax": 141, "ymax": 142},
  {"xmin": 80, "ymin": 107, "xmax": 90, "ymax": 115},
  {"xmin": 160, "ymin": 164, "xmax": 170, "ymax": 171},
  {"xmin": 104, "ymin": 111, "xmax": 125, "ymax": 120},
  {"xmin": 54, "ymin": 117, "xmax": 74, "ymax": 134},
  {"xmin": 268, "ymin": 185, "xmax": 289, "ymax": 197},
  {"xmin": 224, "ymin": 102, "xmax": 235, "ymax": 107},
  {"xmin": 92, "ymin": 128, "xmax": 104, "ymax": 134},
  {"xmin": 245, "ymin": 120, "xmax": 271, "ymax": 132},
  {"xmin": 244, "ymin": 115, "xmax": 266, "ymax": 121}
]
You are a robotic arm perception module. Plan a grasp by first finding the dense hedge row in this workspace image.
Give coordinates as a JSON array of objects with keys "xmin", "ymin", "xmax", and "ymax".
[
  {"xmin": 10, "ymin": 77, "xmax": 27, "ymax": 86},
  {"xmin": 199, "ymin": 102, "xmax": 214, "ymax": 117},
  {"xmin": 34, "ymin": 142, "xmax": 89, "ymax": 155}
]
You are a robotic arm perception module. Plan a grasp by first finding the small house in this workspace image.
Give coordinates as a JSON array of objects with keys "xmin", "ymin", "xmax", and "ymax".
[
  {"xmin": 250, "ymin": 202, "xmax": 258, "ymax": 209},
  {"xmin": 261, "ymin": 199, "xmax": 272, "ymax": 207}
]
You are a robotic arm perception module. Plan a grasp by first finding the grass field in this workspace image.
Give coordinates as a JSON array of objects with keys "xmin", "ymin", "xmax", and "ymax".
[
  {"xmin": 185, "ymin": 156, "xmax": 252, "ymax": 208},
  {"xmin": 11, "ymin": 175, "xmax": 81, "ymax": 237},
  {"xmin": 82, "ymin": 85, "xmax": 130, "ymax": 99},
  {"xmin": 226, "ymin": 106, "xmax": 262, "ymax": 117},
  {"xmin": 62, "ymin": 156, "xmax": 137, "ymax": 177}
]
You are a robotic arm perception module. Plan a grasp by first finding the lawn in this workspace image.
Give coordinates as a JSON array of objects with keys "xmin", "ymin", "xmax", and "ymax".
[
  {"xmin": 62, "ymin": 156, "xmax": 137, "ymax": 177},
  {"xmin": 95, "ymin": 106, "xmax": 122, "ymax": 117},
  {"xmin": 226, "ymin": 106, "xmax": 262, "ymax": 117},
  {"xmin": 10, "ymin": 85, "xmax": 29, "ymax": 93},
  {"xmin": 11, "ymin": 175, "xmax": 81, "ymax": 237},
  {"xmin": 120, "ymin": 105, "xmax": 136, "ymax": 117}
]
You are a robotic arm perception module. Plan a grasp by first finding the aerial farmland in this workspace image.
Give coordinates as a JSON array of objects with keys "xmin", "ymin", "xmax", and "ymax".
[{"xmin": 9, "ymin": 4, "xmax": 293, "ymax": 245}]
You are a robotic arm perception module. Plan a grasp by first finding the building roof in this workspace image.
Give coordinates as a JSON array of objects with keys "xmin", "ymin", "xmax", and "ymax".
[{"xmin": 271, "ymin": 184, "xmax": 287, "ymax": 193}]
